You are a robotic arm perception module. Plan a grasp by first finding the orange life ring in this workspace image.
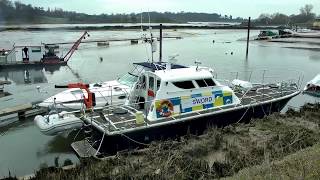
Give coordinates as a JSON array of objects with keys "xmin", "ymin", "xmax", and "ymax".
[{"xmin": 156, "ymin": 100, "xmax": 174, "ymax": 117}]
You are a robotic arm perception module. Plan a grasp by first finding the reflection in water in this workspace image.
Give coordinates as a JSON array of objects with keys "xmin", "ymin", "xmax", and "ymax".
[
  {"xmin": 24, "ymin": 70, "xmax": 31, "ymax": 84},
  {"xmin": 0, "ymin": 66, "xmax": 63, "ymax": 84},
  {"xmin": 38, "ymin": 130, "xmax": 83, "ymax": 157},
  {"xmin": 310, "ymin": 55, "xmax": 320, "ymax": 61}
]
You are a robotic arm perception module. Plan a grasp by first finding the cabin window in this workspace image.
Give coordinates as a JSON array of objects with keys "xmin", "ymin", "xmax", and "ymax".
[
  {"xmin": 204, "ymin": 78, "xmax": 216, "ymax": 86},
  {"xmin": 195, "ymin": 79, "xmax": 207, "ymax": 88},
  {"xmin": 149, "ymin": 76, "xmax": 155, "ymax": 89},
  {"xmin": 157, "ymin": 80, "xmax": 161, "ymax": 90},
  {"xmin": 139, "ymin": 75, "xmax": 146, "ymax": 89},
  {"xmin": 172, "ymin": 81, "xmax": 195, "ymax": 89},
  {"xmin": 195, "ymin": 78, "xmax": 216, "ymax": 87}
]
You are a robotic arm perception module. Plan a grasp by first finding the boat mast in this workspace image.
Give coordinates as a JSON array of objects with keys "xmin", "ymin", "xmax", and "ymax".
[
  {"xmin": 151, "ymin": 31, "xmax": 154, "ymax": 63},
  {"xmin": 159, "ymin": 24, "xmax": 162, "ymax": 62},
  {"xmin": 147, "ymin": 12, "xmax": 154, "ymax": 63}
]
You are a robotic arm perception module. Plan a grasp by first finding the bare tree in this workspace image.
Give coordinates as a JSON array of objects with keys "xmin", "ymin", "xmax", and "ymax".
[{"xmin": 300, "ymin": 4, "xmax": 313, "ymax": 16}]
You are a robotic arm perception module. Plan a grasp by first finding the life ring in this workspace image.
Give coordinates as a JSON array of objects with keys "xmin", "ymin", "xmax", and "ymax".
[{"xmin": 156, "ymin": 100, "xmax": 174, "ymax": 117}]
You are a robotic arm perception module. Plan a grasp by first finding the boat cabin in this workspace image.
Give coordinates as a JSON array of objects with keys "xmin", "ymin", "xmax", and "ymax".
[
  {"xmin": 117, "ymin": 61, "xmax": 188, "ymax": 92},
  {"xmin": 128, "ymin": 63, "xmax": 241, "ymax": 121}
]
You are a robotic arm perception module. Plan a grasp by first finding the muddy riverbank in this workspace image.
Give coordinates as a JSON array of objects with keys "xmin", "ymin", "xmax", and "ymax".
[
  {"xmin": 9, "ymin": 103, "xmax": 319, "ymax": 180},
  {"xmin": 0, "ymin": 24, "xmax": 279, "ymax": 32}
]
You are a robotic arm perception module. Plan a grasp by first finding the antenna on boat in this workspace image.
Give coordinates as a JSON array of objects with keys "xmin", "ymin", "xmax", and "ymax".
[
  {"xmin": 195, "ymin": 61, "xmax": 202, "ymax": 71},
  {"xmin": 167, "ymin": 54, "xmax": 179, "ymax": 70},
  {"xmin": 147, "ymin": 11, "xmax": 157, "ymax": 63}
]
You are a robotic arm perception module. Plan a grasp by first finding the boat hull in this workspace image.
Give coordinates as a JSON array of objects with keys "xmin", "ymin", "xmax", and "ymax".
[{"xmin": 88, "ymin": 95, "xmax": 293, "ymax": 155}]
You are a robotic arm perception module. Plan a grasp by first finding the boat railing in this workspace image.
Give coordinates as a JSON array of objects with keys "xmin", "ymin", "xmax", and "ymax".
[
  {"xmin": 96, "ymin": 83, "xmax": 299, "ymax": 113},
  {"xmin": 214, "ymin": 68, "xmax": 304, "ymax": 89},
  {"xmin": 87, "ymin": 84, "xmax": 300, "ymax": 129},
  {"xmin": 49, "ymin": 84, "xmax": 130, "ymax": 111}
]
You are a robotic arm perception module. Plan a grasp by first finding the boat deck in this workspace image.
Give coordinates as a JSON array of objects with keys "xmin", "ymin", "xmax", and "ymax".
[
  {"xmin": 71, "ymin": 140, "xmax": 100, "ymax": 158},
  {"xmin": 83, "ymin": 84, "xmax": 299, "ymax": 134}
]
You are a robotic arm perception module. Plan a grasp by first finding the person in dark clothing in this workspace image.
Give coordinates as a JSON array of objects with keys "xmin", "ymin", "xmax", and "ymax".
[{"xmin": 23, "ymin": 46, "xmax": 29, "ymax": 59}]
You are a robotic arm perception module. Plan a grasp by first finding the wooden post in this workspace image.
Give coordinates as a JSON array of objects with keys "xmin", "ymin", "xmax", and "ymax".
[
  {"xmin": 18, "ymin": 111, "xmax": 26, "ymax": 121},
  {"xmin": 246, "ymin": 17, "xmax": 251, "ymax": 59},
  {"xmin": 159, "ymin": 24, "xmax": 163, "ymax": 62}
]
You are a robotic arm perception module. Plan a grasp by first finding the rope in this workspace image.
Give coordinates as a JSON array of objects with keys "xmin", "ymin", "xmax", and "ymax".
[
  {"xmin": 236, "ymin": 104, "xmax": 252, "ymax": 124},
  {"xmin": 95, "ymin": 131, "xmax": 106, "ymax": 156},
  {"xmin": 120, "ymin": 133, "xmax": 150, "ymax": 146}
]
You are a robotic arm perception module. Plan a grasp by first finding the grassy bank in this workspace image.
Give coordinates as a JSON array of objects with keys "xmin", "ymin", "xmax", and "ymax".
[
  {"xmin": 4, "ymin": 103, "xmax": 320, "ymax": 180},
  {"xmin": 228, "ymin": 143, "xmax": 320, "ymax": 179}
]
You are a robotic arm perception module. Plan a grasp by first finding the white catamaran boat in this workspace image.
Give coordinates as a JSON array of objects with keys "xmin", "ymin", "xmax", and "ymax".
[
  {"xmin": 35, "ymin": 60, "xmax": 301, "ymax": 156},
  {"xmin": 34, "ymin": 24, "xmax": 301, "ymax": 156}
]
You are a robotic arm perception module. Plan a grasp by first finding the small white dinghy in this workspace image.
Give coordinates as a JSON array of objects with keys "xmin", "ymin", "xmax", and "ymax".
[
  {"xmin": 34, "ymin": 111, "xmax": 83, "ymax": 136},
  {"xmin": 303, "ymin": 74, "xmax": 320, "ymax": 97}
]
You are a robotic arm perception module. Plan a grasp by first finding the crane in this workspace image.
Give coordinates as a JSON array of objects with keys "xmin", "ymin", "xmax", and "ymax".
[{"xmin": 63, "ymin": 31, "xmax": 90, "ymax": 62}]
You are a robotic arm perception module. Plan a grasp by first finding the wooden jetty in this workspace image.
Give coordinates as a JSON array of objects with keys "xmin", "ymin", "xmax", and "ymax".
[
  {"xmin": 0, "ymin": 80, "xmax": 11, "ymax": 87},
  {"xmin": 0, "ymin": 103, "xmax": 47, "ymax": 121},
  {"xmin": 268, "ymin": 38, "xmax": 320, "ymax": 46},
  {"xmin": 0, "ymin": 80, "xmax": 11, "ymax": 98},
  {"xmin": 0, "ymin": 60, "xmax": 68, "ymax": 69},
  {"xmin": 45, "ymin": 36, "xmax": 183, "ymax": 46}
]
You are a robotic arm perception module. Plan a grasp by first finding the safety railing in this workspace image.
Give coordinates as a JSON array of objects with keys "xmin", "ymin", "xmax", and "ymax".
[{"xmin": 214, "ymin": 68, "xmax": 304, "ymax": 89}]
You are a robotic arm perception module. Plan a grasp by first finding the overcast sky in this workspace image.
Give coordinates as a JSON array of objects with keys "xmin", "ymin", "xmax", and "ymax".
[{"xmin": 19, "ymin": 0, "xmax": 319, "ymax": 18}]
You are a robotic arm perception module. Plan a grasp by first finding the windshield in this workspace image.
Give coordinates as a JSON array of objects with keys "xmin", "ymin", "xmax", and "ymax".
[{"xmin": 118, "ymin": 73, "xmax": 139, "ymax": 87}]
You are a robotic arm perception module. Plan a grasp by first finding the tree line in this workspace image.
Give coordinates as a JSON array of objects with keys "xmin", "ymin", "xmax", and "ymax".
[
  {"xmin": 0, "ymin": 0, "xmax": 243, "ymax": 24},
  {"xmin": 253, "ymin": 4, "xmax": 318, "ymax": 26},
  {"xmin": 0, "ymin": 1, "xmax": 317, "ymax": 25}
]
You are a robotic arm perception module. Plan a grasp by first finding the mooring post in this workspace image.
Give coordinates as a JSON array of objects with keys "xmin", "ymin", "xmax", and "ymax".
[
  {"xmin": 246, "ymin": 17, "xmax": 251, "ymax": 59},
  {"xmin": 18, "ymin": 111, "xmax": 26, "ymax": 121},
  {"xmin": 159, "ymin": 24, "xmax": 163, "ymax": 62}
]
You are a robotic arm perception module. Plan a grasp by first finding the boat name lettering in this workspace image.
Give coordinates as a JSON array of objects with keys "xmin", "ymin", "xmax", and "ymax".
[{"xmin": 192, "ymin": 96, "xmax": 214, "ymax": 105}]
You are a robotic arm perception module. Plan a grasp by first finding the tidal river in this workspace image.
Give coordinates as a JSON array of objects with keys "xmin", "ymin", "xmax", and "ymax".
[{"xmin": 0, "ymin": 27, "xmax": 319, "ymax": 177}]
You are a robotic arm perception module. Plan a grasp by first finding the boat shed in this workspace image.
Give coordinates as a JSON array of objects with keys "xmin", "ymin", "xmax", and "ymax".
[
  {"xmin": 0, "ymin": 49, "xmax": 16, "ymax": 64},
  {"xmin": 313, "ymin": 18, "xmax": 320, "ymax": 30}
]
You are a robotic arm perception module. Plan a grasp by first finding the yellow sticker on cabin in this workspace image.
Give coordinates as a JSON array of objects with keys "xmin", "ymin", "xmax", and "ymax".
[
  {"xmin": 223, "ymin": 91, "xmax": 232, "ymax": 96},
  {"xmin": 202, "ymin": 91, "xmax": 212, "ymax": 96},
  {"xmin": 181, "ymin": 95, "xmax": 191, "ymax": 100},
  {"xmin": 214, "ymin": 97, "xmax": 224, "ymax": 106},
  {"xmin": 192, "ymin": 105, "xmax": 203, "ymax": 111}
]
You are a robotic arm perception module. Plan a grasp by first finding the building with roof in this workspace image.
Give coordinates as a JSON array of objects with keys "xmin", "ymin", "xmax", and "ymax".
[{"xmin": 313, "ymin": 18, "xmax": 320, "ymax": 30}]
